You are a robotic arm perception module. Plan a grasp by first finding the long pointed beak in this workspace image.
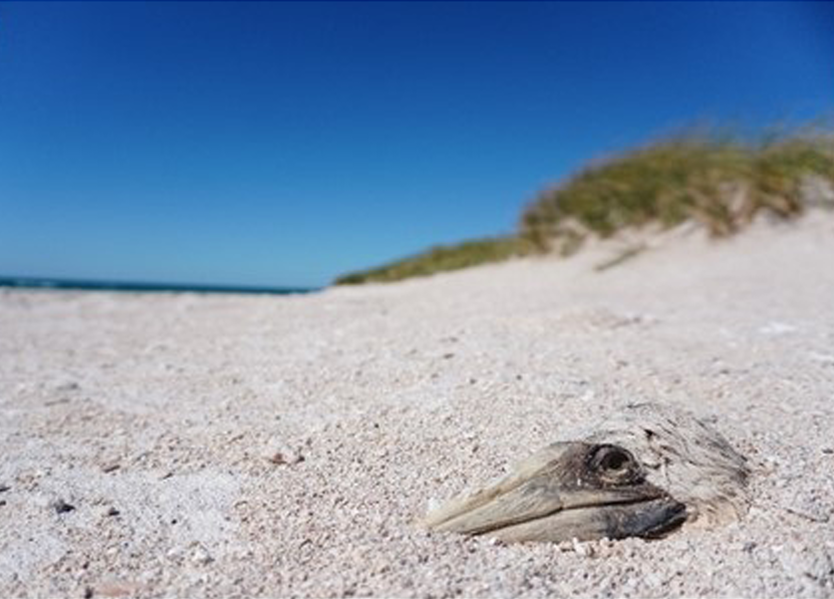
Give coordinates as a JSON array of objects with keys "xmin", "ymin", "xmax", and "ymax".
[{"xmin": 422, "ymin": 442, "xmax": 687, "ymax": 543}]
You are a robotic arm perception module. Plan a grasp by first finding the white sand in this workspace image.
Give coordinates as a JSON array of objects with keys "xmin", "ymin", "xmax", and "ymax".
[{"xmin": 1, "ymin": 213, "xmax": 833, "ymax": 598}]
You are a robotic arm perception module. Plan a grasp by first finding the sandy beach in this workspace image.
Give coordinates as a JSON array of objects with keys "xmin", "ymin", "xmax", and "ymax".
[{"xmin": 1, "ymin": 213, "xmax": 833, "ymax": 598}]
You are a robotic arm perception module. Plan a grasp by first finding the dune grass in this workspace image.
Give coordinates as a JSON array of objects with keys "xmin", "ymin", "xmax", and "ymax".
[
  {"xmin": 335, "ymin": 125, "xmax": 834, "ymax": 285},
  {"xmin": 520, "ymin": 126, "xmax": 834, "ymax": 252},
  {"xmin": 334, "ymin": 236, "xmax": 534, "ymax": 285}
]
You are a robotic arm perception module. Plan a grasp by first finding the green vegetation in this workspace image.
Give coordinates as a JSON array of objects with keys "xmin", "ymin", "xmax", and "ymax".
[
  {"xmin": 521, "ymin": 126, "xmax": 834, "ymax": 252},
  {"xmin": 334, "ymin": 236, "xmax": 534, "ymax": 285},
  {"xmin": 335, "ymin": 125, "xmax": 834, "ymax": 285}
]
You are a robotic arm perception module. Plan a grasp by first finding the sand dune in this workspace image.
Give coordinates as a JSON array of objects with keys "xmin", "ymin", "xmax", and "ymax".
[{"xmin": 1, "ymin": 212, "xmax": 833, "ymax": 598}]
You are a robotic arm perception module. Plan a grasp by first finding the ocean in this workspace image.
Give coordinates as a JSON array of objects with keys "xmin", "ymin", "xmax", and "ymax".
[{"xmin": 0, "ymin": 276, "xmax": 317, "ymax": 295}]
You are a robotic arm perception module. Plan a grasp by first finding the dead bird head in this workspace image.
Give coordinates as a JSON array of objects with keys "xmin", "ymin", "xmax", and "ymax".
[{"xmin": 422, "ymin": 403, "xmax": 749, "ymax": 543}]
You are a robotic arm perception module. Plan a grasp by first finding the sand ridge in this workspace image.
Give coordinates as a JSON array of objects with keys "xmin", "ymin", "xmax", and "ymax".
[{"xmin": 1, "ymin": 213, "xmax": 833, "ymax": 597}]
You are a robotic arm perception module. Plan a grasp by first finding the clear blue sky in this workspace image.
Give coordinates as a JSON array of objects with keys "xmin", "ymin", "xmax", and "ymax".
[{"xmin": 1, "ymin": 2, "xmax": 831, "ymax": 287}]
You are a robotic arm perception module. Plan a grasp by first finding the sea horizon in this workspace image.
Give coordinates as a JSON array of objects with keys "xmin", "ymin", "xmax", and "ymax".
[{"xmin": 0, "ymin": 275, "xmax": 317, "ymax": 296}]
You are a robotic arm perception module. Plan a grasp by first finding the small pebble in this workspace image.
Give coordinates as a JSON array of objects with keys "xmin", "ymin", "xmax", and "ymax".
[
  {"xmin": 166, "ymin": 547, "xmax": 182, "ymax": 560},
  {"xmin": 557, "ymin": 540, "xmax": 572, "ymax": 552},
  {"xmin": 53, "ymin": 499, "xmax": 76, "ymax": 514},
  {"xmin": 0, "ymin": 484, "xmax": 9, "ymax": 493},
  {"xmin": 191, "ymin": 546, "xmax": 213, "ymax": 565},
  {"xmin": 572, "ymin": 537, "xmax": 591, "ymax": 557},
  {"xmin": 268, "ymin": 449, "xmax": 303, "ymax": 465},
  {"xmin": 106, "ymin": 507, "xmax": 120, "ymax": 517}
]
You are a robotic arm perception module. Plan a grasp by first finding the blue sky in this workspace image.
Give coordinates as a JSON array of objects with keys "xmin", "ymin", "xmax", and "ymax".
[{"xmin": 1, "ymin": 2, "xmax": 831, "ymax": 287}]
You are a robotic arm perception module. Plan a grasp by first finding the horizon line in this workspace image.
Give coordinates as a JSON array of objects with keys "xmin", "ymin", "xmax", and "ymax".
[{"xmin": 0, "ymin": 274, "xmax": 319, "ymax": 296}]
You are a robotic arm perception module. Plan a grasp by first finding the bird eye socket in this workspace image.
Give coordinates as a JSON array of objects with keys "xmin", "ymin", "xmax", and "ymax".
[{"xmin": 591, "ymin": 445, "xmax": 634, "ymax": 476}]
